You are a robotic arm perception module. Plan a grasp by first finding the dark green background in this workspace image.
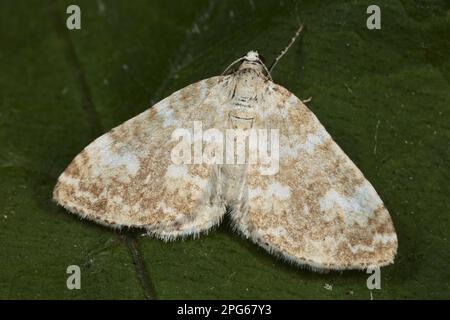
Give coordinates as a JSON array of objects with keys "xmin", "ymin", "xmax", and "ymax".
[{"xmin": 0, "ymin": 0, "xmax": 449, "ymax": 299}]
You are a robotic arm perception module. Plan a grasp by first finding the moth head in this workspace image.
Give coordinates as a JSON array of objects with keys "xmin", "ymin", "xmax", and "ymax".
[
  {"xmin": 243, "ymin": 51, "xmax": 261, "ymax": 62},
  {"xmin": 238, "ymin": 51, "xmax": 268, "ymax": 75},
  {"xmin": 222, "ymin": 51, "xmax": 272, "ymax": 80}
]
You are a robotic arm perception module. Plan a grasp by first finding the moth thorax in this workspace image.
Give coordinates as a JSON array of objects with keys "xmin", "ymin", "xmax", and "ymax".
[{"xmin": 238, "ymin": 61, "xmax": 265, "ymax": 73}]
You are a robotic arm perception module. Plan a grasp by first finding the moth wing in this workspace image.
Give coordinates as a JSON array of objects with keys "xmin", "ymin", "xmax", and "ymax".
[
  {"xmin": 54, "ymin": 76, "xmax": 228, "ymax": 239},
  {"xmin": 233, "ymin": 84, "xmax": 397, "ymax": 270}
]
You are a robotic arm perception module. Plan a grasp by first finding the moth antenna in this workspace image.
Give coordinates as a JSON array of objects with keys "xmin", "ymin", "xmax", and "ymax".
[
  {"xmin": 259, "ymin": 59, "xmax": 273, "ymax": 81},
  {"xmin": 222, "ymin": 57, "xmax": 245, "ymax": 75},
  {"xmin": 268, "ymin": 24, "xmax": 304, "ymax": 72}
]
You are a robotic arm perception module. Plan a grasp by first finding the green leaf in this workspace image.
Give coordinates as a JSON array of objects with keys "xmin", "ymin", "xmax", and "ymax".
[{"xmin": 1, "ymin": 0, "xmax": 449, "ymax": 299}]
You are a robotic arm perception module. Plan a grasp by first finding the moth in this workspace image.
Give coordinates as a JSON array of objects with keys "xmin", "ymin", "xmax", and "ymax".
[{"xmin": 54, "ymin": 26, "xmax": 397, "ymax": 271}]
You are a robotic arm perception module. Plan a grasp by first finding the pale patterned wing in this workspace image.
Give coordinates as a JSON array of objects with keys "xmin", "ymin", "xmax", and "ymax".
[
  {"xmin": 54, "ymin": 76, "xmax": 229, "ymax": 240},
  {"xmin": 232, "ymin": 84, "xmax": 397, "ymax": 270}
]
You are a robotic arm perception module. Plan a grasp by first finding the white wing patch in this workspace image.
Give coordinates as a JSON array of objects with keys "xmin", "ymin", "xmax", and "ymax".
[
  {"xmin": 301, "ymin": 132, "xmax": 330, "ymax": 154},
  {"xmin": 99, "ymin": 145, "xmax": 141, "ymax": 176},
  {"xmin": 165, "ymin": 164, "xmax": 188, "ymax": 178},
  {"xmin": 155, "ymin": 99, "xmax": 181, "ymax": 128},
  {"xmin": 319, "ymin": 181, "xmax": 382, "ymax": 226},
  {"xmin": 266, "ymin": 182, "xmax": 291, "ymax": 200}
]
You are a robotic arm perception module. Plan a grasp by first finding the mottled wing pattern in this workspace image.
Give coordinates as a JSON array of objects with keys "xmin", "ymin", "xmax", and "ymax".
[
  {"xmin": 232, "ymin": 83, "xmax": 397, "ymax": 270},
  {"xmin": 54, "ymin": 76, "xmax": 228, "ymax": 239}
]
